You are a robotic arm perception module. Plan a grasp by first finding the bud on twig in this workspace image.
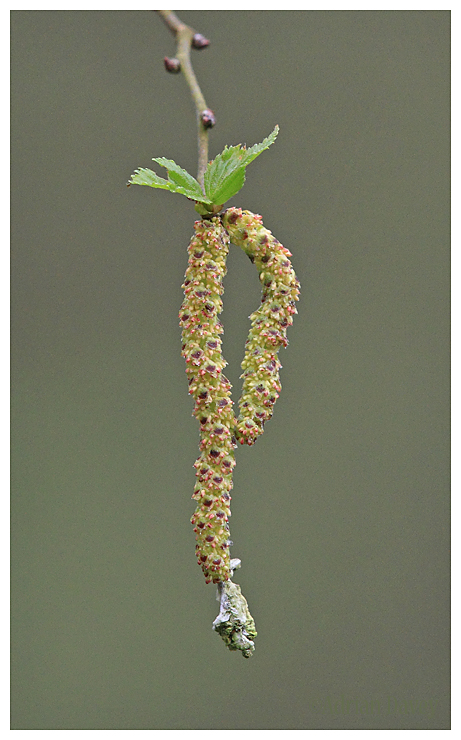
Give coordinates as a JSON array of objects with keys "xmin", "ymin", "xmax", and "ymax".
[
  {"xmin": 201, "ymin": 108, "xmax": 216, "ymax": 129},
  {"xmin": 192, "ymin": 33, "xmax": 210, "ymax": 49},
  {"xmin": 164, "ymin": 56, "xmax": 181, "ymax": 73}
]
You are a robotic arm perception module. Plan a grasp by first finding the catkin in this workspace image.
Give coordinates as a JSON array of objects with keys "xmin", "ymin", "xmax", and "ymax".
[
  {"xmin": 179, "ymin": 217, "xmax": 236, "ymax": 583},
  {"xmin": 222, "ymin": 208, "xmax": 300, "ymax": 446}
]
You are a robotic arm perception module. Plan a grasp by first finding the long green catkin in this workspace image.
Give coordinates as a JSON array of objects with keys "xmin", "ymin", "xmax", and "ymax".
[
  {"xmin": 179, "ymin": 217, "xmax": 235, "ymax": 584},
  {"xmin": 222, "ymin": 208, "xmax": 301, "ymax": 446}
]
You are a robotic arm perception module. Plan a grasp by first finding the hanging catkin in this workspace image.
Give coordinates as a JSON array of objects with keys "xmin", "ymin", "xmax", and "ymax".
[
  {"xmin": 180, "ymin": 210, "xmax": 300, "ymax": 584},
  {"xmin": 179, "ymin": 217, "xmax": 235, "ymax": 583},
  {"xmin": 222, "ymin": 208, "xmax": 301, "ymax": 446}
]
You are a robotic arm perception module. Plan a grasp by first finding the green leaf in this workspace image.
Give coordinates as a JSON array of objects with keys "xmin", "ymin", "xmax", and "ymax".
[
  {"xmin": 204, "ymin": 125, "xmax": 279, "ymax": 205},
  {"xmin": 206, "ymin": 164, "xmax": 247, "ymax": 207},
  {"xmin": 129, "ymin": 126, "xmax": 279, "ymax": 208},
  {"xmin": 152, "ymin": 157, "xmax": 207, "ymax": 201},
  {"xmin": 129, "ymin": 167, "xmax": 174, "ymax": 190},
  {"xmin": 238, "ymin": 125, "xmax": 279, "ymax": 167},
  {"xmin": 129, "ymin": 159, "xmax": 212, "ymax": 203}
]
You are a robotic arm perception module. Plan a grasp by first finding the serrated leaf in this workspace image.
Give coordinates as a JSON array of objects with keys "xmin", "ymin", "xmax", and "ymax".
[
  {"xmin": 238, "ymin": 125, "xmax": 279, "ymax": 168},
  {"xmin": 129, "ymin": 159, "xmax": 212, "ymax": 203},
  {"xmin": 204, "ymin": 125, "xmax": 279, "ymax": 205},
  {"xmin": 206, "ymin": 165, "xmax": 247, "ymax": 206},
  {"xmin": 204, "ymin": 145, "xmax": 245, "ymax": 201},
  {"xmin": 152, "ymin": 157, "xmax": 206, "ymax": 201},
  {"xmin": 129, "ymin": 167, "xmax": 173, "ymax": 190}
]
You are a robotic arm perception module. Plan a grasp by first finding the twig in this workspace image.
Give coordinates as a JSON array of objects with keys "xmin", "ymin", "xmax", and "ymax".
[
  {"xmin": 155, "ymin": 11, "xmax": 258, "ymax": 658},
  {"xmin": 156, "ymin": 10, "xmax": 214, "ymax": 192}
]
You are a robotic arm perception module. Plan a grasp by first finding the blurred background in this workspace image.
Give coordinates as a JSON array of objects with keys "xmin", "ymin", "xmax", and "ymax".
[{"xmin": 11, "ymin": 10, "xmax": 450, "ymax": 730}]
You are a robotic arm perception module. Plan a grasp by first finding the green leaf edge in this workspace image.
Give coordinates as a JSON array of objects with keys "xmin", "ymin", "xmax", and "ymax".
[
  {"xmin": 203, "ymin": 125, "xmax": 279, "ymax": 204},
  {"xmin": 129, "ymin": 160, "xmax": 211, "ymax": 203}
]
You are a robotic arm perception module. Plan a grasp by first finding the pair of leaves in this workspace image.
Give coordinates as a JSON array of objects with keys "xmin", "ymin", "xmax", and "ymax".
[{"xmin": 129, "ymin": 125, "xmax": 278, "ymax": 212}]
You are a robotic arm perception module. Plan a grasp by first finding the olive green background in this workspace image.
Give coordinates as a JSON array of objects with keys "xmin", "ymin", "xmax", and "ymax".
[{"xmin": 11, "ymin": 9, "xmax": 450, "ymax": 730}]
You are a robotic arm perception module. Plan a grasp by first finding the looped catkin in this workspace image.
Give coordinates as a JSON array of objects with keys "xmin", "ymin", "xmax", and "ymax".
[
  {"xmin": 222, "ymin": 208, "xmax": 300, "ymax": 446},
  {"xmin": 181, "ymin": 210, "xmax": 300, "ymax": 584},
  {"xmin": 180, "ymin": 217, "xmax": 235, "ymax": 583}
]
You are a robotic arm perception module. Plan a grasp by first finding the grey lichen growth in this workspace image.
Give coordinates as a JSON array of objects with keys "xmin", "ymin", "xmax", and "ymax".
[{"xmin": 213, "ymin": 560, "xmax": 257, "ymax": 658}]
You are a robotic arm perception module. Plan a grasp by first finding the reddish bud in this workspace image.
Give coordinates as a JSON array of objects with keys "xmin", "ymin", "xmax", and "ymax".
[
  {"xmin": 164, "ymin": 57, "xmax": 181, "ymax": 73},
  {"xmin": 192, "ymin": 33, "xmax": 210, "ymax": 49},
  {"xmin": 201, "ymin": 109, "xmax": 216, "ymax": 129}
]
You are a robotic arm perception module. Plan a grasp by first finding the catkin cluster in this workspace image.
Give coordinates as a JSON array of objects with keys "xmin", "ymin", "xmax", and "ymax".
[
  {"xmin": 222, "ymin": 208, "xmax": 300, "ymax": 446},
  {"xmin": 180, "ymin": 210, "xmax": 300, "ymax": 584},
  {"xmin": 179, "ymin": 217, "xmax": 235, "ymax": 583}
]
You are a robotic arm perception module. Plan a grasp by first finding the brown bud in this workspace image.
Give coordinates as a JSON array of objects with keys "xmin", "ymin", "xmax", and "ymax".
[
  {"xmin": 192, "ymin": 33, "xmax": 210, "ymax": 49},
  {"xmin": 201, "ymin": 109, "xmax": 216, "ymax": 129},
  {"xmin": 164, "ymin": 57, "xmax": 181, "ymax": 73}
]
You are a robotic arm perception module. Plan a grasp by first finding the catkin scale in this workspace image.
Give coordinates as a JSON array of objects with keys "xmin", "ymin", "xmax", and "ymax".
[
  {"xmin": 222, "ymin": 208, "xmax": 300, "ymax": 446},
  {"xmin": 180, "ymin": 217, "xmax": 235, "ymax": 583}
]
